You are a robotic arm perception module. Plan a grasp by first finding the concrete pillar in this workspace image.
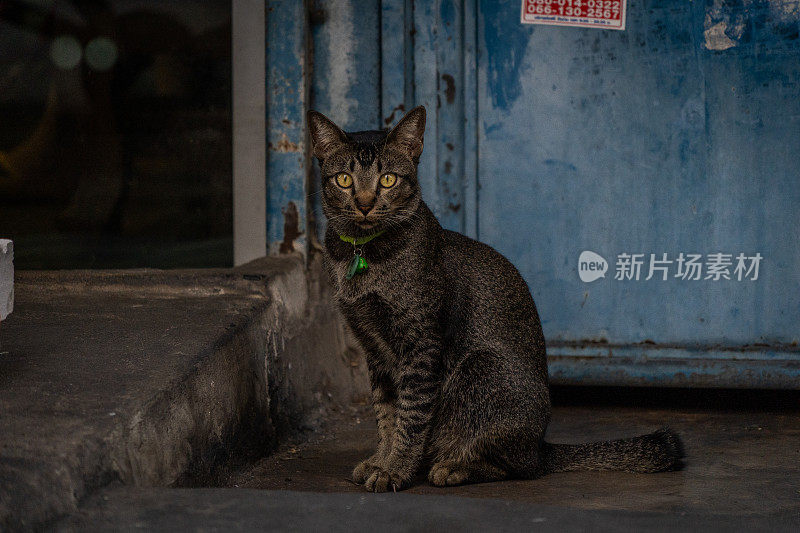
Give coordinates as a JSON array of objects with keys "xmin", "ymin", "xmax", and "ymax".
[
  {"xmin": 0, "ymin": 240, "xmax": 13, "ymax": 322},
  {"xmin": 232, "ymin": 0, "xmax": 267, "ymax": 266}
]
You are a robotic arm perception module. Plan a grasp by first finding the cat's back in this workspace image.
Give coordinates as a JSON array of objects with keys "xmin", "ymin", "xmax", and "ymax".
[
  {"xmin": 438, "ymin": 229, "xmax": 544, "ymax": 353},
  {"xmin": 439, "ymin": 229, "xmax": 529, "ymax": 295}
]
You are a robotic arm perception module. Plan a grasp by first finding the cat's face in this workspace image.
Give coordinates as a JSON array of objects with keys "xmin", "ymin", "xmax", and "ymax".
[{"xmin": 308, "ymin": 106, "xmax": 426, "ymax": 236}]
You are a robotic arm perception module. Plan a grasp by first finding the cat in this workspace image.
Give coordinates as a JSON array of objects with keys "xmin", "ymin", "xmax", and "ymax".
[{"xmin": 308, "ymin": 105, "xmax": 684, "ymax": 492}]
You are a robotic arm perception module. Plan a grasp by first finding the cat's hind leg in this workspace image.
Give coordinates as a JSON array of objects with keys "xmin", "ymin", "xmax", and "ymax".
[
  {"xmin": 428, "ymin": 349, "xmax": 550, "ymax": 485},
  {"xmin": 428, "ymin": 459, "xmax": 508, "ymax": 487}
]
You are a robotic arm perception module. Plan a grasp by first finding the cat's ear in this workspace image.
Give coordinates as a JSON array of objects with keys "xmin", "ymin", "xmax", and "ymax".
[
  {"xmin": 307, "ymin": 110, "xmax": 348, "ymax": 160},
  {"xmin": 386, "ymin": 106, "xmax": 425, "ymax": 160}
]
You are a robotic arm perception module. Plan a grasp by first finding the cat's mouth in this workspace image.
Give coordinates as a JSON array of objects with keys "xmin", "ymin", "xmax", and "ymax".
[
  {"xmin": 352, "ymin": 213, "xmax": 382, "ymax": 229},
  {"xmin": 356, "ymin": 220, "xmax": 377, "ymax": 229}
]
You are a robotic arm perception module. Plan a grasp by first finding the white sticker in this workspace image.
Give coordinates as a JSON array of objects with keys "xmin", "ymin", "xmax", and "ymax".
[{"xmin": 521, "ymin": 0, "xmax": 627, "ymax": 31}]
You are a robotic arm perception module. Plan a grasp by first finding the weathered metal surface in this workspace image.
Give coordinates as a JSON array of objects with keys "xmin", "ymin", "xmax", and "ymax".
[
  {"xmin": 309, "ymin": 0, "xmax": 382, "ymax": 240},
  {"xmin": 411, "ymin": 0, "xmax": 441, "ymax": 222},
  {"xmin": 485, "ymin": 0, "xmax": 799, "ymax": 386},
  {"xmin": 301, "ymin": 0, "xmax": 800, "ymax": 387},
  {"xmin": 380, "ymin": 0, "xmax": 410, "ymax": 129},
  {"xmin": 378, "ymin": 0, "xmax": 480, "ymax": 237},
  {"xmin": 548, "ymin": 342, "xmax": 800, "ymax": 389},
  {"xmin": 436, "ymin": 0, "xmax": 466, "ymax": 231},
  {"xmin": 475, "ymin": 0, "xmax": 800, "ymax": 351},
  {"xmin": 266, "ymin": 0, "xmax": 309, "ymax": 255},
  {"xmin": 462, "ymin": 0, "xmax": 479, "ymax": 239}
]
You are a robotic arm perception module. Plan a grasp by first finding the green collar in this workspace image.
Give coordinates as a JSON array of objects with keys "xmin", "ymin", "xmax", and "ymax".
[{"xmin": 339, "ymin": 229, "xmax": 386, "ymax": 246}]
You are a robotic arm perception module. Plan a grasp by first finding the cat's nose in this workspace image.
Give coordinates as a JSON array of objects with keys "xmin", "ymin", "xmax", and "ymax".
[{"xmin": 355, "ymin": 196, "xmax": 375, "ymax": 215}]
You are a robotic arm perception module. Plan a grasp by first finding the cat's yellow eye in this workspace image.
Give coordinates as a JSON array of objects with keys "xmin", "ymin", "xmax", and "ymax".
[
  {"xmin": 334, "ymin": 172, "xmax": 353, "ymax": 188},
  {"xmin": 380, "ymin": 173, "xmax": 397, "ymax": 188}
]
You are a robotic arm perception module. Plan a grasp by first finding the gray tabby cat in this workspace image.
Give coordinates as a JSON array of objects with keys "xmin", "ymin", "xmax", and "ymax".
[{"xmin": 308, "ymin": 106, "xmax": 684, "ymax": 492}]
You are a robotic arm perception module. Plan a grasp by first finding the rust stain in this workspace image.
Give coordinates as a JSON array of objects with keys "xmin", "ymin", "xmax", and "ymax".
[
  {"xmin": 441, "ymin": 73, "xmax": 456, "ymax": 104},
  {"xmin": 383, "ymin": 104, "xmax": 406, "ymax": 126},
  {"xmin": 269, "ymin": 133, "xmax": 300, "ymax": 153},
  {"xmin": 280, "ymin": 201, "xmax": 302, "ymax": 253}
]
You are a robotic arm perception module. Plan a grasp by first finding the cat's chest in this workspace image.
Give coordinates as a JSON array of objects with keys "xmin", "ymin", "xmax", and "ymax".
[
  {"xmin": 326, "ymin": 248, "xmax": 420, "ymax": 304},
  {"xmin": 328, "ymin": 257, "xmax": 421, "ymax": 337},
  {"xmin": 343, "ymin": 292, "xmax": 400, "ymax": 333},
  {"xmin": 341, "ymin": 292, "xmax": 420, "ymax": 380},
  {"xmin": 336, "ymin": 277, "xmax": 410, "ymax": 334}
]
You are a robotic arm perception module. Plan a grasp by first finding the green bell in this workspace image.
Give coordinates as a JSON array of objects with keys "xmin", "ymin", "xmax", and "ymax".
[{"xmin": 346, "ymin": 254, "xmax": 369, "ymax": 279}]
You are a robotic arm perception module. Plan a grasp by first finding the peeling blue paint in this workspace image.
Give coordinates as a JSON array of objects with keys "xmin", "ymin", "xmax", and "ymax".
[
  {"xmin": 479, "ymin": 0, "xmax": 530, "ymax": 110},
  {"xmin": 440, "ymin": 0, "xmax": 455, "ymax": 28},
  {"xmin": 310, "ymin": 0, "xmax": 381, "ymax": 241},
  {"xmin": 266, "ymin": 0, "xmax": 308, "ymax": 255},
  {"xmin": 380, "ymin": 0, "xmax": 410, "ymax": 129},
  {"xmin": 543, "ymin": 159, "xmax": 577, "ymax": 172},
  {"xmin": 483, "ymin": 121, "xmax": 501, "ymax": 135},
  {"xmin": 436, "ymin": 0, "xmax": 467, "ymax": 232}
]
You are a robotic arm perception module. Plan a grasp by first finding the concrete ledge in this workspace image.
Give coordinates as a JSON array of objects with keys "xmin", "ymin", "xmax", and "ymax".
[{"xmin": 0, "ymin": 256, "xmax": 367, "ymax": 530}]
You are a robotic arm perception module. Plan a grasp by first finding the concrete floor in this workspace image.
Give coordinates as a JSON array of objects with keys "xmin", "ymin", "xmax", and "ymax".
[
  {"xmin": 231, "ymin": 401, "xmax": 800, "ymax": 517},
  {"xmin": 59, "ymin": 486, "xmax": 800, "ymax": 532},
  {"xmin": 58, "ymin": 397, "xmax": 800, "ymax": 531}
]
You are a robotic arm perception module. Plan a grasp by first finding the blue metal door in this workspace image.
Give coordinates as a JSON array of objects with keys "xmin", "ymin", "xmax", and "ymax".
[
  {"xmin": 471, "ymin": 0, "xmax": 800, "ymax": 387},
  {"xmin": 303, "ymin": 0, "xmax": 800, "ymax": 388}
]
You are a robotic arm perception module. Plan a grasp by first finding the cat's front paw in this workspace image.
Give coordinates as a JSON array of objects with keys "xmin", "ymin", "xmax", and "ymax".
[
  {"xmin": 363, "ymin": 467, "xmax": 410, "ymax": 493},
  {"xmin": 352, "ymin": 457, "xmax": 383, "ymax": 485}
]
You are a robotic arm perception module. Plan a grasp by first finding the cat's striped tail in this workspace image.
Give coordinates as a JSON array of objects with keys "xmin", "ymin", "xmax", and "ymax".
[{"xmin": 539, "ymin": 428, "xmax": 685, "ymax": 474}]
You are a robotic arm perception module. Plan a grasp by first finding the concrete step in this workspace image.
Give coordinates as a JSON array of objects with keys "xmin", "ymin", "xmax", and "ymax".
[{"xmin": 0, "ymin": 257, "xmax": 367, "ymax": 530}]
